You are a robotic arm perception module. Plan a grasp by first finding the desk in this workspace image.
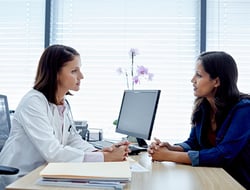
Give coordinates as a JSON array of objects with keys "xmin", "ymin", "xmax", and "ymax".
[{"xmin": 6, "ymin": 153, "xmax": 245, "ymax": 190}]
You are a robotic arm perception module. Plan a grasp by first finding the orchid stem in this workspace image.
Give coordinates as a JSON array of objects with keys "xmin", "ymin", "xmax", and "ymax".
[{"xmin": 131, "ymin": 52, "xmax": 134, "ymax": 90}]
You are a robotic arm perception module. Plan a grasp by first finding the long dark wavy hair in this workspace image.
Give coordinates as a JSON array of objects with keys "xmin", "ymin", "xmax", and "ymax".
[
  {"xmin": 33, "ymin": 44, "xmax": 80, "ymax": 104},
  {"xmin": 191, "ymin": 51, "xmax": 249, "ymax": 127}
]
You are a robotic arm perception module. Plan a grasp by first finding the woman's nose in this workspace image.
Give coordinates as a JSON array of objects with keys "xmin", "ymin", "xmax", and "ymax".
[
  {"xmin": 191, "ymin": 76, "xmax": 195, "ymax": 83},
  {"xmin": 80, "ymin": 72, "xmax": 84, "ymax": 79}
]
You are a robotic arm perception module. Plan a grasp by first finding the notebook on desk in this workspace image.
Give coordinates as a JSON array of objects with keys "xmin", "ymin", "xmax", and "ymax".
[
  {"xmin": 38, "ymin": 162, "xmax": 130, "ymax": 189},
  {"xmin": 40, "ymin": 162, "xmax": 131, "ymax": 182}
]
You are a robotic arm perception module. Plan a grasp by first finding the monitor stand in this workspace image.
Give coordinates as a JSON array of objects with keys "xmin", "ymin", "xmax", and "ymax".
[
  {"xmin": 127, "ymin": 136, "xmax": 148, "ymax": 148},
  {"xmin": 126, "ymin": 136, "xmax": 148, "ymax": 155},
  {"xmin": 136, "ymin": 138, "xmax": 148, "ymax": 148}
]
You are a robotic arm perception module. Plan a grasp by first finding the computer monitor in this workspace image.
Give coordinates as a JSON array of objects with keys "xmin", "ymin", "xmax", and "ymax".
[
  {"xmin": 115, "ymin": 90, "xmax": 161, "ymax": 147},
  {"xmin": 0, "ymin": 95, "xmax": 11, "ymax": 151}
]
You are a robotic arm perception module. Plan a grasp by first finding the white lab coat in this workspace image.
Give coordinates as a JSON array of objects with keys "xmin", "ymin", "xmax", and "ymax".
[{"xmin": 0, "ymin": 89, "xmax": 95, "ymax": 188}]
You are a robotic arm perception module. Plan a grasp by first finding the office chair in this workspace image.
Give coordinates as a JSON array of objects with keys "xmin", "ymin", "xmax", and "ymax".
[{"xmin": 0, "ymin": 94, "xmax": 19, "ymax": 175}]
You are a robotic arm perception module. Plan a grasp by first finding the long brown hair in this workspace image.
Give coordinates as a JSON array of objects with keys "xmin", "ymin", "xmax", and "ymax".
[
  {"xmin": 33, "ymin": 44, "xmax": 80, "ymax": 104},
  {"xmin": 191, "ymin": 51, "xmax": 247, "ymax": 127}
]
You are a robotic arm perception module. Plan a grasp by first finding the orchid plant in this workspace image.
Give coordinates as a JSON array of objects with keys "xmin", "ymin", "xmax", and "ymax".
[{"xmin": 116, "ymin": 48, "xmax": 154, "ymax": 90}]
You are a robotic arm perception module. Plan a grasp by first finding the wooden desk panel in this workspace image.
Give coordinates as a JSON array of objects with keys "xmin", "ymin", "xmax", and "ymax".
[
  {"xmin": 130, "ymin": 153, "xmax": 245, "ymax": 190},
  {"xmin": 6, "ymin": 153, "xmax": 245, "ymax": 190}
]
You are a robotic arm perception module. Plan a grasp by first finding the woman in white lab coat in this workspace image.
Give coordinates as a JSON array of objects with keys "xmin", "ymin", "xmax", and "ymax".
[{"xmin": 0, "ymin": 44, "xmax": 129, "ymax": 188}]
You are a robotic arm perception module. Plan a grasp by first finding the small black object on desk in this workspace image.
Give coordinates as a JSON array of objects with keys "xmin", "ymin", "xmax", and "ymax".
[
  {"xmin": 128, "ymin": 145, "xmax": 147, "ymax": 155},
  {"xmin": 128, "ymin": 137, "xmax": 148, "ymax": 155}
]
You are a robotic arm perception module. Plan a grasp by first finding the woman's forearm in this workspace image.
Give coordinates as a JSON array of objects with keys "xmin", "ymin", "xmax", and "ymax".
[
  {"xmin": 150, "ymin": 146, "xmax": 192, "ymax": 164},
  {"xmin": 167, "ymin": 151, "xmax": 191, "ymax": 164},
  {"xmin": 170, "ymin": 145, "xmax": 184, "ymax": 152}
]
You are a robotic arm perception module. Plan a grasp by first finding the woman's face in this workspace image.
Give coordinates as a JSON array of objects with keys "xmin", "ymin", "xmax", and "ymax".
[
  {"xmin": 57, "ymin": 55, "xmax": 83, "ymax": 94},
  {"xmin": 191, "ymin": 60, "xmax": 220, "ymax": 99}
]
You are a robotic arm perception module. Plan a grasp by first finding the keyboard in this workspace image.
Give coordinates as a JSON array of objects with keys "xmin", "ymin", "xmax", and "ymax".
[
  {"xmin": 89, "ymin": 140, "xmax": 147, "ymax": 155},
  {"xmin": 89, "ymin": 140, "xmax": 114, "ymax": 149}
]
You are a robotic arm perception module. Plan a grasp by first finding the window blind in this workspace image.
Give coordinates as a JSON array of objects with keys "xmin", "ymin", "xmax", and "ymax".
[
  {"xmin": 50, "ymin": 0, "xmax": 200, "ymax": 142},
  {"xmin": 2, "ymin": 0, "xmax": 249, "ymax": 144},
  {"xmin": 0, "ymin": 0, "xmax": 45, "ymax": 109},
  {"xmin": 207, "ymin": 0, "xmax": 250, "ymax": 94}
]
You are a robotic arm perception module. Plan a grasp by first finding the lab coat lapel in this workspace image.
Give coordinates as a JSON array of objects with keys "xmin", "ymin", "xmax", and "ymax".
[
  {"xmin": 49, "ymin": 104, "xmax": 62, "ymax": 141},
  {"xmin": 62, "ymin": 106, "xmax": 71, "ymax": 145}
]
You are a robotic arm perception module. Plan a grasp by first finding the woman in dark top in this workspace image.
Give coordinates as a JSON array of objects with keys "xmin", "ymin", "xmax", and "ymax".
[{"xmin": 148, "ymin": 51, "xmax": 250, "ymax": 189}]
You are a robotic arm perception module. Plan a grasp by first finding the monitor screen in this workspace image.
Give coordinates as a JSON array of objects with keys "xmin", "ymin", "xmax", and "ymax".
[{"xmin": 115, "ymin": 90, "xmax": 160, "ymax": 141}]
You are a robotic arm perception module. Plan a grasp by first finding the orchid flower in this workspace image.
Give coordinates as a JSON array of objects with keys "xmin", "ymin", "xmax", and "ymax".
[{"xmin": 117, "ymin": 48, "xmax": 153, "ymax": 90}]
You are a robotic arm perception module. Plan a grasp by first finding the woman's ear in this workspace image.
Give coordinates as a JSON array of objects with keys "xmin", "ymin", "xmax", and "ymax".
[{"xmin": 214, "ymin": 77, "xmax": 220, "ymax": 88}]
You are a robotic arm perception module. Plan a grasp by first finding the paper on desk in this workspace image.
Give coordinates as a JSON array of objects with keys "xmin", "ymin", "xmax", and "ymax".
[
  {"xmin": 127, "ymin": 157, "xmax": 149, "ymax": 172},
  {"xmin": 130, "ymin": 162, "xmax": 149, "ymax": 172},
  {"xmin": 40, "ymin": 161, "xmax": 131, "ymax": 181},
  {"xmin": 36, "ymin": 178, "xmax": 125, "ymax": 190}
]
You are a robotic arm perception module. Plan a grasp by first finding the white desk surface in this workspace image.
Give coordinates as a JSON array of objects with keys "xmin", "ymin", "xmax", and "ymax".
[{"xmin": 6, "ymin": 152, "xmax": 245, "ymax": 190}]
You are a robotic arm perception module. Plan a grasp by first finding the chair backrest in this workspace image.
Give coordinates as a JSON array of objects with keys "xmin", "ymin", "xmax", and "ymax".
[
  {"xmin": 0, "ymin": 94, "xmax": 11, "ymax": 151},
  {"xmin": 0, "ymin": 95, "xmax": 19, "ymax": 176}
]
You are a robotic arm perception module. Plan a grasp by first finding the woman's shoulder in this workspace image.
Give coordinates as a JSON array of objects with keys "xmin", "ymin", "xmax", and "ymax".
[
  {"xmin": 231, "ymin": 98, "xmax": 250, "ymax": 114},
  {"xmin": 22, "ymin": 89, "xmax": 47, "ymax": 102},
  {"xmin": 238, "ymin": 98, "xmax": 250, "ymax": 106},
  {"xmin": 16, "ymin": 89, "xmax": 48, "ymax": 110}
]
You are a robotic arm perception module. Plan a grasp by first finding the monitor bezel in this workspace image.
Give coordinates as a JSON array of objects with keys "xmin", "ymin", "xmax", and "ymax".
[{"xmin": 115, "ymin": 89, "xmax": 161, "ymax": 140}]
